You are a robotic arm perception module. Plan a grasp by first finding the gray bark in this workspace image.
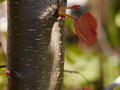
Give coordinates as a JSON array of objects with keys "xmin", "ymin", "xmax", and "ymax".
[{"xmin": 7, "ymin": 0, "xmax": 66, "ymax": 90}]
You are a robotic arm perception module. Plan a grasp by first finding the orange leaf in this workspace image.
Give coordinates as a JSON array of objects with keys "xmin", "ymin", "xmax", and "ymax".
[{"xmin": 74, "ymin": 12, "xmax": 97, "ymax": 45}]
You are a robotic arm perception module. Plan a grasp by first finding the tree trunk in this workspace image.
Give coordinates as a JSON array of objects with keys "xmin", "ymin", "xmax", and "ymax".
[{"xmin": 7, "ymin": 0, "xmax": 66, "ymax": 90}]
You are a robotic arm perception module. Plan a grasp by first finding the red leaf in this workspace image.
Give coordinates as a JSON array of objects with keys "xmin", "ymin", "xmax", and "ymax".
[
  {"xmin": 74, "ymin": 12, "xmax": 97, "ymax": 45},
  {"xmin": 70, "ymin": 5, "xmax": 80, "ymax": 9},
  {"xmin": 83, "ymin": 88, "xmax": 92, "ymax": 90}
]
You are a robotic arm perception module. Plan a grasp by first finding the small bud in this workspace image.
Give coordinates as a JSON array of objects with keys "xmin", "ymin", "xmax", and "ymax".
[
  {"xmin": 3, "ymin": 70, "xmax": 12, "ymax": 75},
  {"xmin": 58, "ymin": 15, "xmax": 65, "ymax": 18},
  {"xmin": 58, "ymin": 7, "xmax": 66, "ymax": 12}
]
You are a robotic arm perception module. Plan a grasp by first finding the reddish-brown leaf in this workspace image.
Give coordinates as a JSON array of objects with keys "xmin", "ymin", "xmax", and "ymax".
[
  {"xmin": 74, "ymin": 12, "xmax": 97, "ymax": 45},
  {"xmin": 83, "ymin": 88, "xmax": 92, "ymax": 90}
]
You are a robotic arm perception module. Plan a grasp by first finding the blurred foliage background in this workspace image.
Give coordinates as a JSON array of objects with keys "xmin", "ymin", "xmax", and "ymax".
[{"xmin": 0, "ymin": 0, "xmax": 120, "ymax": 90}]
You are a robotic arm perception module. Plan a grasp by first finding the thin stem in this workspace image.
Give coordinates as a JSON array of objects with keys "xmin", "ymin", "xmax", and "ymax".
[
  {"xmin": 0, "ymin": 65, "xmax": 6, "ymax": 68},
  {"xmin": 63, "ymin": 13, "xmax": 75, "ymax": 19},
  {"xmin": 59, "ymin": 12, "xmax": 75, "ymax": 19},
  {"xmin": 64, "ymin": 70, "xmax": 90, "ymax": 86}
]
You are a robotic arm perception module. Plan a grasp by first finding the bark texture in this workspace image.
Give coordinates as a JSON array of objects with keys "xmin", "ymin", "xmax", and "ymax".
[{"xmin": 7, "ymin": 0, "xmax": 66, "ymax": 90}]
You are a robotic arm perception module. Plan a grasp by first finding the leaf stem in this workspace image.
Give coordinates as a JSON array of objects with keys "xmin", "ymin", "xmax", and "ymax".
[{"xmin": 58, "ymin": 12, "xmax": 75, "ymax": 19}]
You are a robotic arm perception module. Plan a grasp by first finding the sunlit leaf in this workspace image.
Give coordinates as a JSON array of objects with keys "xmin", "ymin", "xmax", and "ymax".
[
  {"xmin": 74, "ymin": 12, "xmax": 97, "ymax": 45},
  {"xmin": 58, "ymin": 5, "xmax": 97, "ymax": 45}
]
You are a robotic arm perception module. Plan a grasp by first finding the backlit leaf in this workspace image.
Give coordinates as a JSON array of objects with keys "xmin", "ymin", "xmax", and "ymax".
[{"xmin": 74, "ymin": 12, "xmax": 97, "ymax": 45}]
